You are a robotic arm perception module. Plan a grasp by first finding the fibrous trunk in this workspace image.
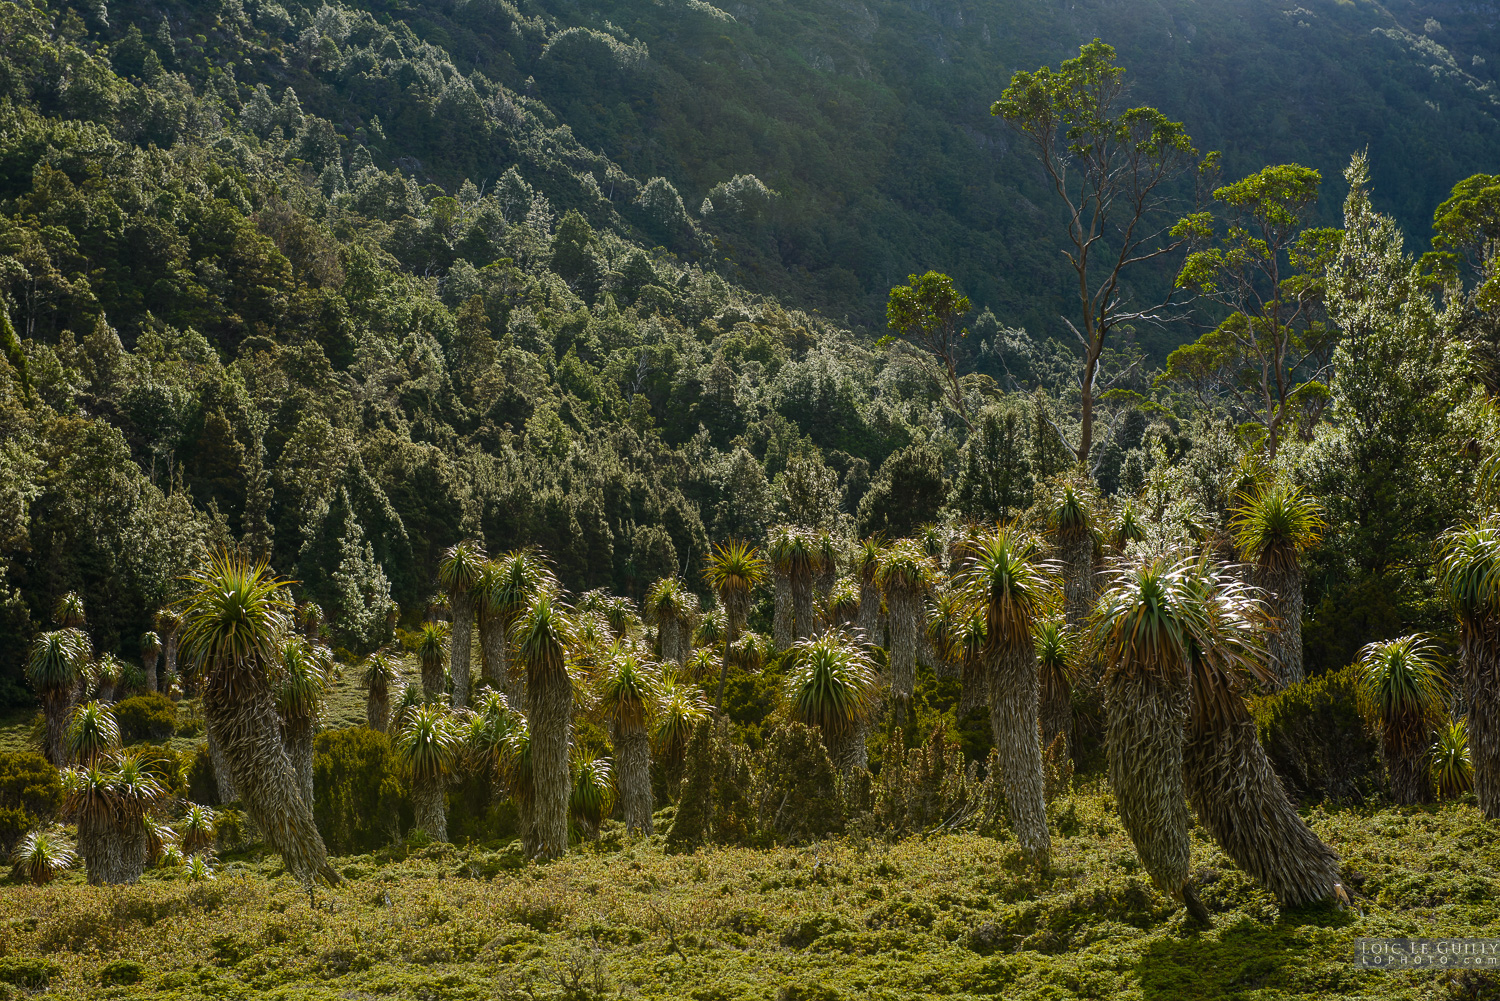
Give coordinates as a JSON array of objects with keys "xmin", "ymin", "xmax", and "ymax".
[
  {"xmin": 450, "ymin": 594, "xmax": 474, "ymax": 708},
  {"xmin": 206, "ymin": 718, "xmax": 238, "ymax": 803},
  {"xmin": 42, "ymin": 691, "xmax": 71, "ymax": 767},
  {"xmin": 283, "ymin": 714, "xmax": 315, "ymax": 810},
  {"xmin": 421, "ymin": 661, "xmax": 444, "ymax": 702},
  {"xmin": 1463, "ymin": 618, "xmax": 1500, "ymax": 819},
  {"xmin": 856, "ymin": 581, "xmax": 883, "ymax": 648},
  {"xmin": 205, "ymin": 686, "xmax": 338, "ymax": 885},
  {"xmin": 479, "ymin": 614, "xmax": 511, "ymax": 698},
  {"xmin": 987, "ymin": 641, "xmax": 1050, "ymax": 866},
  {"xmin": 773, "ymin": 572, "xmax": 793, "ymax": 651},
  {"xmin": 144, "ymin": 651, "xmax": 159, "ymax": 695},
  {"xmin": 1185, "ymin": 714, "xmax": 1341, "ymax": 906},
  {"xmin": 825, "ymin": 723, "xmax": 868, "ymax": 774},
  {"xmin": 959, "ymin": 656, "xmax": 987, "ymax": 717},
  {"xmin": 367, "ymin": 684, "xmax": 389, "ymax": 733},
  {"xmin": 79, "ymin": 816, "xmax": 147, "ymax": 886},
  {"xmin": 1256, "ymin": 562, "xmax": 1304, "ymax": 687},
  {"xmin": 163, "ymin": 632, "xmax": 179, "ymax": 689},
  {"xmin": 1060, "ymin": 531, "xmax": 1095, "ymax": 633},
  {"xmin": 412, "ymin": 780, "xmax": 448, "ymax": 843},
  {"xmin": 1039, "ymin": 663, "xmax": 1073, "ymax": 763},
  {"xmin": 1382, "ymin": 715, "xmax": 1433, "ymax": 805},
  {"xmin": 886, "ymin": 586, "xmax": 921, "ymax": 701},
  {"xmin": 1106, "ymin": 671, "xmax": 1193, "ymax": 904},
  {"xmin": 527, "ymin": 667, "xmax": 573, "ymax": 860},
  {"xmin": 792, "ymin": 567, "xmax": 815, "ymax": 641},
  {"xmin": 613, "ymin": 721, "xmax": 653, "ymax": 835}
]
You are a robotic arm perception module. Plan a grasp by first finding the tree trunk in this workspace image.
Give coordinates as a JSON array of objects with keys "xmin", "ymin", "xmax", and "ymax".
[
  {"xmin": 1060, "ymin": 531, "xmax": 1096, "ymax": 633},
  {"xmin": 366, "ymin": 686, "xmax": 389, "ymax": 733},
  {"xmin": 959, "ymin": 656, "xmax": 987, "ymax": 717},
  {"xmin": 1382, "ymin": 714, "xmax": 1433, "ymax": 805},
  {"xmin": 205, "ymin": 719, "xmax": 237, "ymax": 803},
  {"xmin": 412, "ymin": 780, "xmax": 448, "ymax": 843},
  {"xmin": 1463, "ymin": 619, "xmax": 1500, "ymax": 819},
  {"xmin": 1106, "ymin": 671, "xmax": 1193, "ymax": 906},
  {"xmin": 1185, "ymin": 714, "xmax": 1341, "ymax": 906},
  {"xmin": 205, "ymin": 686, "xmax": 339, "ymax": 886},
  {"xmin": 78, "ymin": 815, "xmax": 147, "ymax": 886},
  {"xmin": 773, "ymin": 572, "xmax": 793, "ymax": 651},
  {"xmin": 283, "ymin": 715, "xmax": 315, "ymax": 811},
  {"xmin": 478, "ymin": 613, "xmax": 507, "ymax": 695},
  {"xmin": 162, "ymin": 631, "xmax": 179, "ymax": 689},
  {"xmin": 613, "ymin": 721, "xmax": 653, "ymax": 835},
  {"xmin": 1256, "ymin": 562, "xmax": 1304, "ymax": 687},
  {"xmin": 144, "ymin": 651, "xmax": 159, "ymax": 695},
  {"xmin": 792, "ymin": 567, "xmax": 815, "ymax": 641},
  {"xmin": 42, "ymin": 691, "xmax": 71, "ymax": 767},
  {"xmin": 527, "ymin": 667, "xmax": 573, "ymax": 860},
  {"xmin": 421, "ymin": 660, "xmax": 444, "ymax": 702},
  {"xmin": 1039, "ymin": 664, "xmax": 1073, "ymax": 763},
  {"xmin": 886, "ymin": 586, "xmax": 921, "ymax": 702},
  {"xmin": 987, "ymin": 642, "xmax": 1050, "ymax": 866},
  {"xmin": 450, "ymin": 594, "xmax": 474, "ymax": 709},
  {"xmin": 825, "ymin": 723, "xmax": 868, "ymax": 774},
  {"xmin": 857, "ymin": 581, "xmax": 883, "ymax": 648}
]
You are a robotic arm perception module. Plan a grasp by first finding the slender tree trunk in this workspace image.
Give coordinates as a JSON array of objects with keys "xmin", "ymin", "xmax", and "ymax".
[
  {"xmin": 367, "ymin": 684, "xmax": 389, "ymax": 733},
  {"xmin": 857, "ymin": 581, "xmax": 883, "ymax": 648},
  {"xmin": 987, "ymin": 642, "xmax": 1050, "ymax": 866},
  {"xmin": 283, "ymin": 715, "xmax": 315, "ymax": 810},
  {"xmin": 421, "ymin": 661, "xmax": 444, "ymax": 702},
  {"xmin": 886, "ymin": 586, "xmax": 921, "ymax": 702},
  {"xmin": 205, "ymin": 685, "xmax": 339, "ymax": 885},
  {"xmin": 1105, "ymin": 670, "xmax": 1202, "ymax": 918},
  {"xmin": 412, "ymin": 780, "xmax": 448, "ymax": 843},
  {"xmin": 163, "ymin": 632, "xmax": 179, "ymax": 689},
  {"xmin": 144, "ymin": 651, "xmax": 159, "ymax": 695},
  {"xmin": 1185, "ymin": 714, "xmax": 1341, "ymax": 906},
  {"xmin": 527, "ymin": 667, "xmax": 573, "ymax": 860},
  {"xmin": 42, "ymin": 691, "xmax": 71, "ymax": 767},
  {"xmin": 205, "ymin": 719, "xmax": 237, "ymax": 803},
  {"xmin": 1462, "ymin": 619, "xmax": 1500, "ymax": 819},
  {"xmin": 450, "ymin": 594, "xmax": 474, "ymax": 708},
  {"xmin": 1060, "ymin": 531, "xmax": 1095, "ymax": 633},
  {"xmin": 1257, "ymin": 562, "xmax": 1304, "ymax": 687},
  {"xmin": 792, "ymin": 568, "xmax": 815, "ymax": 641},
  {"xmin": 613, "ymin": 721, "xmax": 653, "ymax": 834},
  {"xmin": 1382, "ymin": 715, "xmax": 1434, "ymax": 805},
  {"xmin": 773, "ymin": 572, "xmax": 793, "ymax": 651},
  {"xmin": 1039, "ymin": 664, "xmax": 1073, "ymax": 763}
]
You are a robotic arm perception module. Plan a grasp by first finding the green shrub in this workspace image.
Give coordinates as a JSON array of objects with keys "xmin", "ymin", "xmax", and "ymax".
[
  {"xmin": 0, "ymin": 957, "xmax": 60, "ymax": 988},
  {"xmin": 0, "ymin": 751, "xmax": 61, "ymax": 854},
  {"xmin": 1251, "ymin": 664, "xmax": 1382, "ymax": 803},
  {"xmin": 313, "ymin": 728, "xmax": 410, "ymax": 853},
  {"xmin": 98, "ymin": 959, "xmax": 146, "ymax": 986},
  {"xmin": 186, "ymin": 744, "xmax": 219, "ymax": 805},
  {"xmin": 760, "ymin": 721, "xmax": 843, "ymax": 844},
  {"xmin": 112, "ymin": 693, "xmax": 177, "ymax": 742}
]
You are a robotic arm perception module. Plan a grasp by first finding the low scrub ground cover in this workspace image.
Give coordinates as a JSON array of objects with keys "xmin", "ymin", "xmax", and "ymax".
[{"xmin": 1, "ymin": 783, "xmax": 1495, "ymax": 1001}]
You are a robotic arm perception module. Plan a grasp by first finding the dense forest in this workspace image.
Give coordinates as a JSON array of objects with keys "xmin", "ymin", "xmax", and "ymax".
[{"xmin": 3, "ymin": 0, "xmax": 1500, "ymax": 997}]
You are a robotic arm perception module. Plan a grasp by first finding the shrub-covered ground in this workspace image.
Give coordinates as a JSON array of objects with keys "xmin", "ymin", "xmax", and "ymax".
[{"xmin": 2, "ymin": 784, "xmax": 1497, "ymax": 1001}]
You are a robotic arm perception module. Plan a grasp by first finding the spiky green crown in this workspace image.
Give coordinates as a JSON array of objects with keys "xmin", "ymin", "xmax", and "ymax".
[
  {"xmin": 731, "ymin": 631, "xmax": 768, "ymax": 670},
  {"xmin": 855, "ymin": 536, "xmax": 884, "ymax": 583},
  {"xmin": 53, "ymin": 591, "xmax": 85, "ymax": 628},
  {"xmin": 651, "ymin": 672, "xmax": 708, "ymax": 755},
  {"xmin": 1048, "ymin": 485, "xmax": 1093, "ymax": 541},
  {"xmin": 1034, "ymin": 620, "xmax": 1073, "ymax": 673},
  {"xmin": 1091, "ymin": 558, "xmax": 1195, "ymax": 682},
  {"xmin": 1356, "ymin": 634, "xmax": 1448, "ymax": 729},
  {"xmin": 96, "ymin": 653, "xmax": 126, "ymax": 684},
  {"xmin": 154, "ymin": 606, "xmax": 184, "ymax": 633},
  {"xmin": 1437, "ymin": 522, "xmax": 1500, "ymax": 622},
  {"xmin": 67, "ymin": 701, "xmax": 120, "ymax": 766},
  {"xmin": 438, "ymin": 540, "xmax": 488, "ymax": 597},
  {"xmin": 10, "ymin": 831, "xmax": 75, "ymax": 885},
  {"xmin": 277, "ymin": 638, "xmax": 330, "ymax": 721},
  {"xmin": 140, "ymin": 631, "xmax": 162, "ymax": 654},
  {"xmin": 483, "ymin": 549, "xmax": 558, "ymax": 621},
  {"xmin": 112, "ymin": 750, "xmax": 167, "ymax": 820},
  {"xmin": 397, "ymin": 703, "xmax": 462, "ymax": 784},
  {"xmin": 1431, "ymin": 718, "xmax": 1473, "ymax": 797},
  {"xmin": 570, "ymin": 753, "xmax": 617, "ymax": 824},
  {"xmin": 27, "ymin": 629, "xmax": 90, "ymax": 693},
  {"xmin": 875, "ymin": 538, "xmax": 940, "ymax": 595},
  {"xmin": 1111, "ymin": 505, "xmax": 1146, "ymax": 551},
  {"xmin": 511, "ymin": 593, "xmax": 574, "ymax": 682},
  {"xmin": 361, "ymin": 653, "xmax": 398, "ymax": 690},
  {"xmin": 768, "ymin": 525, "xmax": 824, "ymax": 575},
  {"xmin": 1230, "ymin": 481, "xmax": 1324, "ymax": 570},
  {"xmin": 785, "ymin": 632, "xmax": 878, "ymax": 737},
  {"xmin": 415, "ymin": 622, "xmax": 449, "ymax": 670},
  {"xmin": 644, "ymin": 577, "xmax": 697, "ymax": 622},
  {"xmin": 828, "ymin": 578, "xmax": 862, "ymax": 620},
  {"xmin": 704, "ymin": 539, "xmax": 769, "ymax": 598},
  {"xmin": 495, "ymin": 715, "xmax": 535, "ymax": 805},
  {"xmin": 177, "ymin": 550, "xmax": 295, "ymax": 702},
  {"xmin": 956, "ymin": 529, "xmax": 1057, "ymax": 649},
  {"xmin": 598, "ymin": 645, "xmax": 662, "ymax": 728}
]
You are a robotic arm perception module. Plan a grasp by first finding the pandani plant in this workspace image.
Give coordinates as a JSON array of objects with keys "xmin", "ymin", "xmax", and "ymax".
[
  {"xmin": 396, "ymin": 702, "xmax": 462, "ymax": 843},
  {"xmin": 595, "ymin": 642, "xmax": 662, "ymax": 834},
  {"xmin": 1177, "ymin": 560, "xmax": 1342, "ymax": 907},
  {"xmin": 783, "ymin": 630, "xmax": 879, "ymax": 772},
  {"xmin": 703, "ymin": 539, "xmax": 768, "ymax": 711},
  {"xmin": 10, "ymin": 829, "xmax": 76, "ymax": 885},
  {"xmin": 1432, "ymin": 718, "xmax": 1474, "ymax": 799},
  {"xmin": 1356, "ymin": 634, "xmax": 1447, "ymax": 805},
  {"xmin": 479, "ymin": 549, "xmax": 558, "ymax": 706},
  {"xmin": 1437, "ymin": 520, "xmax": 1500, "ymax": 818},
  {"xmin": 957, "ymin": 527, "xmax": 1057, "ymax": 866},
  {"xmin": 854, "ymin": 536, "xmax": 885, "ymax": 648},
  {"xmin": 177, "ymin": 549, "xmax": 339, "ymax": 886},
  {"xmin": 1047, "ymin": 484, "xmax": 1097, "ymax": 634},
  {"xmin": 768, "ymin": 525, "xmax": 823, "ymax": 648},
  {"xmin": 415, "ymin": 621, "xmax": 449, "ymax": 702},
  {"xmin": 1230, "ymin": 481, "xmax": 1324, "ymax": 687},
  {"xmin": 651, "ymin": 669, "xmax": 709, "ymax": 794},
  {"xmin": 28, "ymin": 628, "xmax": 91, "ymax": 765},
  {"xmin": 644, "ymin": 576, "xmax": 697, "ymax": 667},
  {"xmin": 1034, "ymin": 618, "xmax": 1078, "ymax": 761},
  {"xmin": 511, "ymin": 592, "xmax": 575, "ymax": 860},
  {"xmin": 276, "ymin": 637, "xmax": 330, "ymax": 810},
  {"xmin": 140, "ymin": 631, "xmax": 162, "ymax": 694},
  {"xmin": 875, "ymin": 538, "xmax": 941, "ymax": 705},
  {"xmin": 361, "ymin": 653, "xmax": 398, "ymax": 733},
  {"xmin": 570, "ymin": 752, "xmax": 616, "ymax": 839},
  {"xmin": 438, "ymin": 540, "xmax": 487, "ymax": 708}
]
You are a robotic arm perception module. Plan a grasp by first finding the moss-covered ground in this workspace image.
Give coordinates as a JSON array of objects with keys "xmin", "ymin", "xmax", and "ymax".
[{"xmin": 2, "ymin": 781, "xmax": 1497, "ymax": 1001}]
